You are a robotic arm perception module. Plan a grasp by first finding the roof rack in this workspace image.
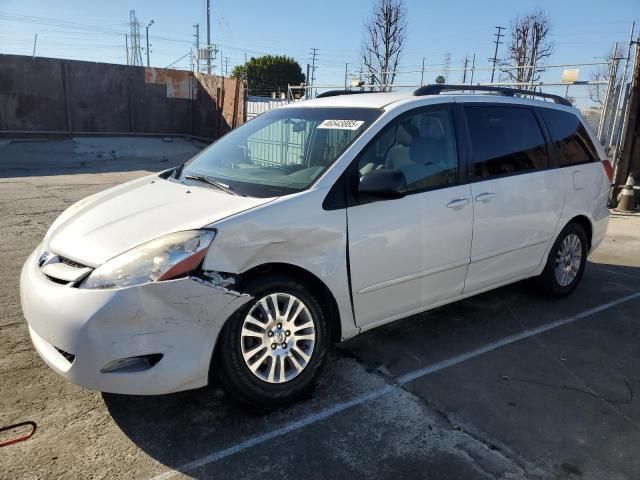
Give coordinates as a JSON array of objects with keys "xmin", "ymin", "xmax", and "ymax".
[
  {"xmin": 315, "ymin": 89, "xmax": 372, "ymax": 99},
  {"xmin": 413, "ymin": 84, "xmax": 572, "ymax": 107}
]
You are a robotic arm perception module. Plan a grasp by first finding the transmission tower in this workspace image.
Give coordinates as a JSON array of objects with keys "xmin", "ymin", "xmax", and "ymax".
[{"xmin": 128, "ymin": 10, "xmax": 143, "ymax": 66}]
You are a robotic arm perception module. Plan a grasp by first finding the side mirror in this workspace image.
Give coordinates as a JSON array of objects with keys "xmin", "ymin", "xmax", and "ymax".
[{"xmin": 358, "ymin": 169, "xmax": 407, "ymax": 199}]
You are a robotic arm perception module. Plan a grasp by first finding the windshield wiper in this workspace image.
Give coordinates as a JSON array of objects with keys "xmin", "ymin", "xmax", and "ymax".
[{"xmin": 184, "ymin": 174, "xmax": 243, "ymax": 196}]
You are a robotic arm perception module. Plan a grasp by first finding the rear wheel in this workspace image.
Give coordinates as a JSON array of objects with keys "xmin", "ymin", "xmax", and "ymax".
[
  {"xmin": 537, "ymin": 222, "xmax": 588, "ymax": 297},
  {"xmin": 217, "ymin": 274, "xmax": 329, "ymax": 410}
]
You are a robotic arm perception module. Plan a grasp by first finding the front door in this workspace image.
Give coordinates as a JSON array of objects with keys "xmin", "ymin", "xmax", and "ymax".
[{"xmin": 346, "ymin": 105, "xmax": 473, "ymax": 328}]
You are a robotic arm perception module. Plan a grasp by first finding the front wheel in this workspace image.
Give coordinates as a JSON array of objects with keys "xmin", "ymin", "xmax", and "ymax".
[
  {"xmin": 216, "ymin": 274, "xmax": 329, "ymax": 409},
  {"xmin": 537, "ymin": 222, "xmax": 588, "ymax": 297}
]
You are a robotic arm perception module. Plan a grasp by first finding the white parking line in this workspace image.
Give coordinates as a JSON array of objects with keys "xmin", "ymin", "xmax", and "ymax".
[
  {"xmin": 398, "ymin": 291, "xmax": 640, "ymax": 384},
  {"xmin": 593, "ymin": 265, "xmax": 640, "ymax": 281},
  {"xmin": 149, "ymin": 386, "xmax": 394, "ymax": 480},
  {"xmin": 149, "ymin": 291, "xmax": 640, "ymax": 480}
]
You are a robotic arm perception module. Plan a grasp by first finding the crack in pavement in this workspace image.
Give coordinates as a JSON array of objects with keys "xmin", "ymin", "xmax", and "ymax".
[{"xmin": 507, "ymin": 306, "xmax": 640, "ymax": 432}]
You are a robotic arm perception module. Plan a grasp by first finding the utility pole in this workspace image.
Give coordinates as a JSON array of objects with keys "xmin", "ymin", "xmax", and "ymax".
[
  {"xmin": 125, "ymin": 34, "xmax": 129, "ymax": 65},
  {"xmin": 244, "ymin": 52, "xmax": 249, "ymax": 92},
  {"xmin": 443, "ymin": 52, "xmax": 451, "ymax": 81},
  {"xmin": 193, "ymin": 23, "xmax": 200, "ymax": 73},
  {"xmin": 224, "ymin": 56, "xmax": 231, "ymax": 76},
  {"xmin": 206, "ymin": 0, "xmax": 212, "ymax": 74},
  {"xmin": 32, "ymin": 34, "xmax": 38, "ymax": 59},
  {"xmin": 462, "ymin": 55, "xmax": 469, "ymax": 83},
  {"xmin": 344, "ymin": 63, "xmax": 349, "ymax": 89},
  {"xmin": 310, "ymin": 48, "xmax": 318, "ymax": 88},
  {"xmin": 470, "ymin": 53, "xmax": 476, "ymax": 84},
  {"xmin": 490, "ymin": 26, "xmax": 505, "ymax": 83},
  {"xmin": 145, "ymin": 19, "xmax": 154, "ymax": 67},
  {"xmin": 305, "ymin": 63, "xmax": 311, "ymax": 99},
  {"xmin": 420, "ymin": 57, "xmax": 425, "ymax": 86}
]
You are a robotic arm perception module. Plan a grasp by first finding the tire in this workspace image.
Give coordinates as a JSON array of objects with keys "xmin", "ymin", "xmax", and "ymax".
[
  {"xmin": 216, "ymin": 273, "xmax": 329, "ymax": 410},
  {"xmin": 536, "ymin": 222, "xmax": 588, "ymax": 297}
]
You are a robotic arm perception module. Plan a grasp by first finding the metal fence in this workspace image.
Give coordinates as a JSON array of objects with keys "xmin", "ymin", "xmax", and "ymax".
[
  {"xmin": 246, "ymin": 95, "xmax": 297, "ymax": 120},
  {"xmin": 245, "ymin": 56, "xmax": 635, "ymax": 178}
]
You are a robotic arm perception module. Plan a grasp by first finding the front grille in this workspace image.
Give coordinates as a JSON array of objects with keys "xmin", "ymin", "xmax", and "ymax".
[
  {"xmin": 58, "ymin": 256, "xmax": 88, "ymax": 269},
  {"xmin": 39, "ymin": 252, "xmax": 92, "ymax": 286},
  {"xmin": 54, "ymin": 347, "xmax": 76, "ymax": 364},
  {"xmin": 43, "ymin": 274, "xmax": 70, "ymax": 285}
]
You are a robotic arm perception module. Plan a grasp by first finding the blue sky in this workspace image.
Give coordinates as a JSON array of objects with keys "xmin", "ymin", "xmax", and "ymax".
[{"xmin": 0, "ymin": 0, "xmax": 637, "ymax": 87}]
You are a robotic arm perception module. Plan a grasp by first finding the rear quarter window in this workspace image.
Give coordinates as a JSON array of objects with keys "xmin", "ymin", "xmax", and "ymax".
[{"xmin": 539, "ymin": 108, "xmax": 600, "ymax": 166}]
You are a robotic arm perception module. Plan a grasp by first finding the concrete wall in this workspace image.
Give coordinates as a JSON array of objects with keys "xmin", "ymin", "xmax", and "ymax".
[{"xmin": 0, "ymin": 54, "xmax": 244, "ymax": 139}]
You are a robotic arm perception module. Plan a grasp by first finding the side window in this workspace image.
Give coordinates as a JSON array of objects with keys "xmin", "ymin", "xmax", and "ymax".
[
  {"xmin": 465, "ymin": 106, "xmax": 549, "ymax": 180},
  {"xmin": 357, "ymin": 107, "xmax": 458, "ymax": 192},
  {"xmin": 540, "ymin": 108, "xmax": 599, "ymax": 166}
]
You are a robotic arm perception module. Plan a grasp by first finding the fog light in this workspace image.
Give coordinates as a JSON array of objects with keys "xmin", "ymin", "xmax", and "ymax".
[{"xmin": 100, "ymin": 354, "xmax": 163, "ymax": 373}]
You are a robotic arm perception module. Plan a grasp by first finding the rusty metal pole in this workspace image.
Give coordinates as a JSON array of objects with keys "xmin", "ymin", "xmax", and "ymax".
[{"xmin": 608, "ymin": 21, "xmax": 635, "ymax": 155}]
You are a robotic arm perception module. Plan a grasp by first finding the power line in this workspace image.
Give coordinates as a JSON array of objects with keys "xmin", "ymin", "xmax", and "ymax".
[{"xmin": 166, "ymin": 51, "xmax": 192, "ymax": 69}]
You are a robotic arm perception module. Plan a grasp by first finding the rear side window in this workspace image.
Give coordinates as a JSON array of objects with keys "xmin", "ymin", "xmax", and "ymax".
[
  {"xmin": 540, "ymin": 108, "xmax": 599, "ymax": 166},
  {"xmin": 465, "ymin": 106, "xmax": 549, "ymax": 179}
]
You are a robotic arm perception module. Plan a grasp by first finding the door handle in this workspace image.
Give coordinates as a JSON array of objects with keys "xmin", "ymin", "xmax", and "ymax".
[
  {"xmin": 474, "ymin": 192, "xmax": 496, "ymax": 203},
  {"xmin": 447, "ymin": 198, "xmax": 470, "ymax": 209}
]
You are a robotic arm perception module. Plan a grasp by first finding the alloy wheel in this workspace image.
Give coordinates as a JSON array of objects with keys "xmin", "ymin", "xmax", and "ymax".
[
  {"xmin": 554, "ymin": 233, "xmax": 583, "ymax": 287},
  {"xmin": 240, "ymin": 293, "xmax": 316, "ymax": 384}
]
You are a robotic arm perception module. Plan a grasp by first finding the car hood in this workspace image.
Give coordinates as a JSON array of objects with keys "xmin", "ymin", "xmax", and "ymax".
[{"xmin": 47, "ymin": 174, "xmax": 274, "ymax": 267}]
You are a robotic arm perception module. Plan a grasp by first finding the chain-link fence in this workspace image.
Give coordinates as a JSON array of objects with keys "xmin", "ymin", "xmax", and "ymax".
[{"xmin": 284, "ymin": 60, "xmax": 628, "ymax": 152}]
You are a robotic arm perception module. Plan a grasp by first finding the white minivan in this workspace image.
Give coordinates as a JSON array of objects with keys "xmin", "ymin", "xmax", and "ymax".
[{"xmin": 21, "ymin": 85, "xmax": 611, "ymax": 408}]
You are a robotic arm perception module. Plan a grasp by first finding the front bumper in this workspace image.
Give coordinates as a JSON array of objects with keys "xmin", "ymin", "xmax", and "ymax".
[{"xmin": 20, "ymin": 248, "xmax": 250, "ymax": 395}]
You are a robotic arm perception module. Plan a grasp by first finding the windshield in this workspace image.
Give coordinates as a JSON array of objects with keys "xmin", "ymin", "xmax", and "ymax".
[{"xmin": 180, "ymin": 107, "xmax": 382, "ymax": 197}]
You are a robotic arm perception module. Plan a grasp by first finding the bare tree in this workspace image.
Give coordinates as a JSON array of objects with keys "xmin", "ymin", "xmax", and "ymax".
[
  {"xmin": 361, "ymin": 0, "xmax": 407, "ymax": 91},
  {"xmin": 590, "ymin": 44, "xmax": 622, "ymax": 105},
  {"xmin": 503, "ymin": 10, "xmax": 553, "ymax": 84}
]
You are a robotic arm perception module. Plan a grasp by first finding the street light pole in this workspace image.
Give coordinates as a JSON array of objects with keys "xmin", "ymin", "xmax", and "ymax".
[{"xmin": 146, "ymin": 20, "xmax": 154, "ymax": 67}]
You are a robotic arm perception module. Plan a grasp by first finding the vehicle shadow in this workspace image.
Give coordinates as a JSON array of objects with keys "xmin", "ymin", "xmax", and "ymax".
[
  {"xmin": 103, "ymin": 261, "xmax": 640, "ymax": 476},
  {"xmin": 103, "ymin": 385, "xmax": 244, "ymax": 470},
  {"xmin": 102, "ymin": 346, "xmax": 352, "ymax": 476}
]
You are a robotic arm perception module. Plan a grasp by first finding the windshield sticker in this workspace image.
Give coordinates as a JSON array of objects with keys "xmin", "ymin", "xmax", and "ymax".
[{"xmin": 317, "ymin": 120, "xmax": 365, "ymax": 130}]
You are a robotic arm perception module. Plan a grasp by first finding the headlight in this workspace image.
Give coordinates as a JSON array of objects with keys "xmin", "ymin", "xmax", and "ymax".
[{"xmin": 80, "ymin": 230, "xmax": 215, "ymax": 290}]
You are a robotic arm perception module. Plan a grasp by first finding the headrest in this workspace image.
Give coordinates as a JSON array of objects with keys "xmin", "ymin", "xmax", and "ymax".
[
  {"xmin": 396, "ymin": 123, "xmax": 416, "ymax": 146},
  {"xmin": 423, "ymin": 118, "xmax": 445, "ymax": 140}
]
